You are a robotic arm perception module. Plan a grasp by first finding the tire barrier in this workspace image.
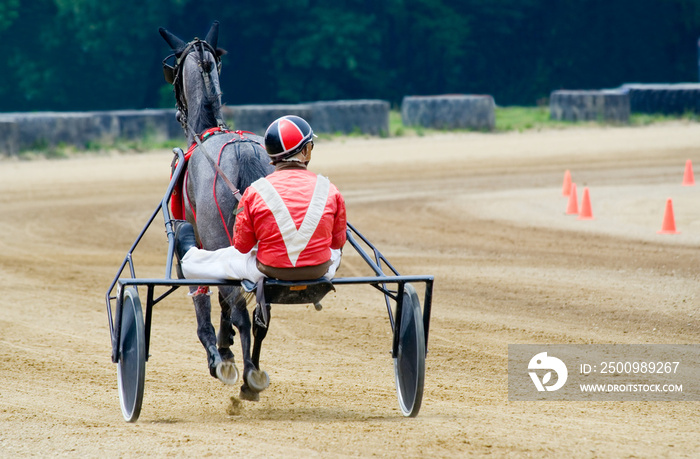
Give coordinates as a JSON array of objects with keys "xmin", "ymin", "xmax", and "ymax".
[
  {"xmin": 0, "ymin": 121, "xmax": 19, "ymax": 156},
  {"xmin": 310, "ymin": 100, "xmax": 390, "ymax": 136},
  {"xmin": 549, "ymin": 90, "xmax": 630, "ymax": 123},
  {"xmin": 0, "ymin": 100, "xmax": 392, "ymax": 156},
  {"xmin": 0, "ymin": 109, "xmax": 181, "ymax": 156},
  {"xmin": 401, "ymin": 95, "xmax": 495, "ymax": 131},
  {"xmin": 224, "ymin": 100, "xmax": 390, "ymax": 136},
  {"xmin": 224, "ymin": 105, "xmax": 313, "ymax": 137},
  {"xmin": 619, "ymin": 83, "xmax": 700, "ymax": 115}
]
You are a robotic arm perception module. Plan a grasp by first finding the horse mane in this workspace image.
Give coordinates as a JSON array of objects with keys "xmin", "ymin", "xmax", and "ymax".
[
  {"xmin": 192, "ymin": 90, "xmax": 222, "ymax": 132},
  {"xmin": 180, "ymin": 51, "xmax": 225, "ymax": 139}
]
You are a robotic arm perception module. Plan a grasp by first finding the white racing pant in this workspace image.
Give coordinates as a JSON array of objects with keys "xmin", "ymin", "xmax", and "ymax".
[{"xmin": 181, "ymin": 246, "xmax": 342, "ymax": 283}]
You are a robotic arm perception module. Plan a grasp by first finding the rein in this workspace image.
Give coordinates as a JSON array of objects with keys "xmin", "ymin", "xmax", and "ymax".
[
  {"xmin": 184, "ymin": 124, "xmax": 266, "ymax": 244},
  {"xmin": 165, "ymin": 37, "xmax": 265, "ymax": 243},
  {"xmin": 186, "ymin": 123, "xmax": 243, "ymax": 201}
]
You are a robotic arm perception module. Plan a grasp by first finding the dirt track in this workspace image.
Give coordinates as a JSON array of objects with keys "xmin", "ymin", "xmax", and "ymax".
[{"xmin": 1, "ymin": 122, "xmax": 700, "ymax": 457}]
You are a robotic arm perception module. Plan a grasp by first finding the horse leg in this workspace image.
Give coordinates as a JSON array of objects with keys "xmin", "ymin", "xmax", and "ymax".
[
  {"xmin": 229, "ymin": 291, "xmax": 270, "ymax": 401},
  {"xmin": 217, "ymin": 289, "xmax": 236, "ymax": 362},
  {"xmin": 249, "ymin": 302, "xmax": 272, "ymax": 392},
  {"xmin": 191, "ymin": 286, "xmax": 237, "ymax": 385},
  {"xmin": 215, "ymin": 287, "xmax": 241, "ymax": 384}
]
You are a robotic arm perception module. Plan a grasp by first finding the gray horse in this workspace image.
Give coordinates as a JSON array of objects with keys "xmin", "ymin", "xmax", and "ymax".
[{"xmin": 160, "ymin": 22, "xmax": 274, "ymax": 401}]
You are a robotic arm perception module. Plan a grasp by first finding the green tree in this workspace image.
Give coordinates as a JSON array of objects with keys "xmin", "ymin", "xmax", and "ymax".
[
  {"xmin": 0, "ymin": 0, "xmax": 19, "ymax": 31},
  {"xmin": 3, "ymin": 0, "xmax": 700, "ymax": 111}
]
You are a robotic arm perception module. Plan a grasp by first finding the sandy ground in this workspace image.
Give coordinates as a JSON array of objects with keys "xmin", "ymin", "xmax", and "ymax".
[{"xmin": 1, "ymin": 122, "xmax": 700, "ymax": 457}]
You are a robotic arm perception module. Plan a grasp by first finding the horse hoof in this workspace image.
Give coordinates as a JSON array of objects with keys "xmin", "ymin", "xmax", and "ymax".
[
  {"xmin": 245, "ymin": 369, "xmax": 270, "ymax": 393},
  {"xmin": 216, "ymin": 361, "xmax": 239, "ymax": 385},
  {"xmin": 239, "ymin": 385, "xmax": 260, "ymax": 402}
]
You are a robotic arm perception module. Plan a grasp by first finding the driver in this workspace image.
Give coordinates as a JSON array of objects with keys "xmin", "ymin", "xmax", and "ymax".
[{"xmin": 174, "ymin": 115, "xmax": 347, "ymax": 283}]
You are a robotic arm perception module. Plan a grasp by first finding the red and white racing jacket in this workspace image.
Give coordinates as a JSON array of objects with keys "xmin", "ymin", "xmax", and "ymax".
[{"xmin": 233, "ymin": 168, "xmax": 347, "ymax": 268}]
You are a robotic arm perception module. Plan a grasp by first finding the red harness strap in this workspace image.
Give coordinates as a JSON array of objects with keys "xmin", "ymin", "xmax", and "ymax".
[{"xmin": 171, "ymin": 127, "xmax": 229, "ymax": 220}]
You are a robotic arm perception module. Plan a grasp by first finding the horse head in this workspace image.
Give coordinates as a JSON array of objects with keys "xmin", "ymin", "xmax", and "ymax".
[{"xmin": 160, "ymin": 21, "xmax": 228, "ymax": 142}]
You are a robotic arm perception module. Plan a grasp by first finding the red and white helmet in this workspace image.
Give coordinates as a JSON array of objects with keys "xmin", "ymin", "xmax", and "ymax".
[{"xmin": 264, "ymin": 115, "xmax": 315, "ymax": 163}]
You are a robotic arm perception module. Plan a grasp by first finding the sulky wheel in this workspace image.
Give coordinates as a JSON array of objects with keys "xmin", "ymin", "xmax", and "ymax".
[
  {"xmin": 393, "ymin": 283, "xmax": 426, "ymax": 417},
  {"xmin": 117, "ymin": 286, "xmax": 146, "ymax": 422}
]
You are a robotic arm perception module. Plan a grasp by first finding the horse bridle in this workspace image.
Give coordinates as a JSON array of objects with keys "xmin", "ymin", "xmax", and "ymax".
[{"xmin": 162, "ymin": 38, "xmax": 225, "ymax": 130}]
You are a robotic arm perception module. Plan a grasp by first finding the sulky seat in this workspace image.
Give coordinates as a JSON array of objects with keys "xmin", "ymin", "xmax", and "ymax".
[
  {"xmin": 242, "ymin": 277, "xmax": 335, "ymax": 307},
  {"xmin": 261, "ymin": 277, "xmax": 335, "ymax": 305}
]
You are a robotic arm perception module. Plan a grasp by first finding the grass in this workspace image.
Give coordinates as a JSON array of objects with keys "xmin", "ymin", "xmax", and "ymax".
[
  {"xmin": 392, "ymin": 105, "xmax": 577, "ymax": 136},
  {"xmin": 494, "ymin": 106, "xmax": 700, "ymax": 132},
  {"xmin": 629, "ymin": 110, "xmax": 700, "ymax": 126},
  {"xmin": 495, "ymin": 105, "xmax": 567, "ymax": 132}
]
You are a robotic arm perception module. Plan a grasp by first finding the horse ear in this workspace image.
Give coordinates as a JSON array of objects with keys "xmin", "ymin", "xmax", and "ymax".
[
  {"xmin": 204, "ymin": 21, "xmax": 220, "ymax": 49},
  {"xmin": 159, "ymin": 27, "xmax": 187, "ymax": 52},
  {"xmin": 216, "ymin": 48, "xmax": 228, "ymax": 58}
]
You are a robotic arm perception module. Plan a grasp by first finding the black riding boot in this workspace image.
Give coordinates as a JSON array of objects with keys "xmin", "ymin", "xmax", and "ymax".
[{"xmin": 172, "ymin": 220, "xmax": 197, "ymax": 270}]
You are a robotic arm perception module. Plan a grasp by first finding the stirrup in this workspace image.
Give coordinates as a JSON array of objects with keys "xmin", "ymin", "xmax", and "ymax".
[{"xmin": 242, "ymin": 279, "xmax": 257, "ymax": 293}]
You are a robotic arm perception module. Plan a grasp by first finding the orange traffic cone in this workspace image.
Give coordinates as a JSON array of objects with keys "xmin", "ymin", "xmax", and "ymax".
[
  {"xmin": 683, "ymin": 159, "xmax": 695, "ymax": 186},
  {"xmin": 562, "ymin": 170, "xmax": 572, "ymax": 196},
  {"xmin": 657, "ymin": 198, "xmax": 680, "ymax": 234},
  {"xmin": 578, "ymin": 187, "xmax": 594, "ymax": 220},
  {"xmin": 566, "ymin": 183, "xmax": 578, "ymax": 215}
]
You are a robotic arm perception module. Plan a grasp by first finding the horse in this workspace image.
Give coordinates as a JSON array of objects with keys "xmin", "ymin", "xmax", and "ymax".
[{"xmin": 159, "ymin": 21, "xmax": 275, "ymax": 401}]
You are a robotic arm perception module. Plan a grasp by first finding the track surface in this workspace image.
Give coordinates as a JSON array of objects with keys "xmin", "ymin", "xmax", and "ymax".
[{"xmin": 1, "ymin": 123, "xmax": 700, "ymax": 457}]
